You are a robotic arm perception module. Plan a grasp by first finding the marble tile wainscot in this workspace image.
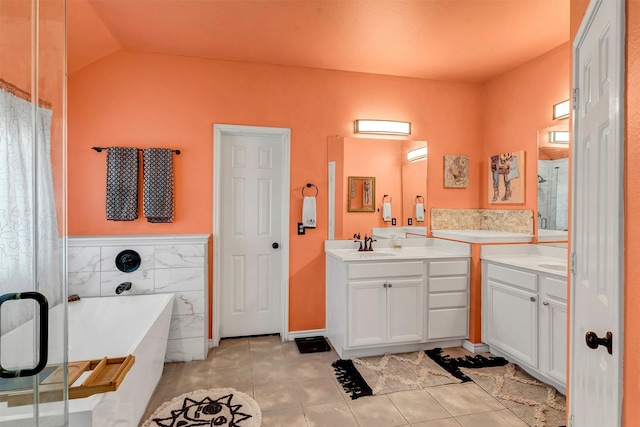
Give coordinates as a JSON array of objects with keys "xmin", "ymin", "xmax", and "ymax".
[{"xmin": 68, "ymin": 234, "xmax": 210, "ymax": 362}]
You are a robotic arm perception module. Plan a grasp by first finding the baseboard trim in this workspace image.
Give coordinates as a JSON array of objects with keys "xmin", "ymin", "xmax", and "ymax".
[
  {"xmin": 286, "ymin": 329, "xmax": 328, "ymax": 341},
  {"xmin": 463, "ymin": 340, "xmax": 490, "ymax": 354}
]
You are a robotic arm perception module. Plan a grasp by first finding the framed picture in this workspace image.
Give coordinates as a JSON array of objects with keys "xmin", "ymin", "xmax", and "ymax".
[
  {"xmin": 444, "ymin": 155, "xmax": 469, "ymax": 188},
  {"xmin": 488, "ymin": 150, "xmax": 525, "ymax": 203}
]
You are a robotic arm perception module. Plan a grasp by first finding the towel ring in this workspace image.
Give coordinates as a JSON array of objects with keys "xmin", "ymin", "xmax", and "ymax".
[
  {"xmin": 382, "ymin": 194, "xmax": 392, "ymax": 203},
  {"xmin": 302, "ymin": 183, "xmax": 319, "ymax": 198},
  {"xmin": 415, "ymin": 195, "xmax": 424, "ymax": 204}
]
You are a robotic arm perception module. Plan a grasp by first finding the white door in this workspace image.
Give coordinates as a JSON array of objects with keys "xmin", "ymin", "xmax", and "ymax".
[
  {"xmin": 570, "ymin": 0, "xmax": 625, "ymax": 425},
  {"xmin": 214, "ymin": 125, "xmax": 290, "ymax": 339}
]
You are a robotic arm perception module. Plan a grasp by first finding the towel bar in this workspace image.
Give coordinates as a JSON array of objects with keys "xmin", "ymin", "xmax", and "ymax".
[{"xmin": 92, "ymin": 146, "xmax": 180, "ymax": 155}]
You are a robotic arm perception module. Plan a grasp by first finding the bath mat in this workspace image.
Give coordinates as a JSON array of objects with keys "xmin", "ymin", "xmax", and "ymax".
[
  {"xmin": 332, "ymin": 351, "xmax": 461, "ymax": 399},
  {"xmin": 294, "ymin": 336, "xmax": 331, "ymax": 353},
  {"xmin": 427, "ymin": 347, "xmax": 566, "ymax": 427},
  {"xmin": 141, "ymin": 388, "xmax": 261, "ymax": 427}
]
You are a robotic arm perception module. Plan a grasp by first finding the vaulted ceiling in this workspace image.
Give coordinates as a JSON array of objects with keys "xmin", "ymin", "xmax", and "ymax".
[{"xmin": 67, "ymin": 0, "xmax": 569, "ymax": 83}]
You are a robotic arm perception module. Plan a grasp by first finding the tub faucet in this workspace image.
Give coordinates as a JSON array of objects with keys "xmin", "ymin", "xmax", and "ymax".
[{"xmin": 116, "ymin": 282, "xmax": 132, "ymax": 295}]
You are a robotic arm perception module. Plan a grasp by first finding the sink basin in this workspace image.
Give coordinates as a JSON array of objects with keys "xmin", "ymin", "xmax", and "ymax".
[
  {"xmin": 349, "ymin": 251, "xmax": 396, "ymax": 257},
  {"xmin": 537, "ymin": 263, "xmax": 567, "ymax": 272}
]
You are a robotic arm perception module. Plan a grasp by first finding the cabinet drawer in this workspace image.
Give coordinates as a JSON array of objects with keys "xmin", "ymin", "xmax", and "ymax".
[
  {"xmin": 348, "ymin": 262, "xmax": 423, "ymax": 280},
  {"xmin": 429, "ymin": 276, "xmax": 468, "ymax": 292},
  {"xmin": 486, "ymin": 263, "xmax": 537, "ymax": 292},
  {"xmin": 429, "ymin": 292, "xmax": 467, "ymax": 309},
  {"xmin": 429, "ymin": 260, "xmax": 468, "ymax": 277},
  {"xmin": 427, "ymin": 308, "xmax": 468, "ymax": 340},
  {"xmin": 542, "ymin": 276, "xmax": 567, "ymax": 301}
]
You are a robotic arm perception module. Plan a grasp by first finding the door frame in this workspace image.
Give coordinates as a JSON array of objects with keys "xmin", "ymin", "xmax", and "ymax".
[
  {"xmin": 569, "ymin": 0, "xmax": 625, "ymax": 422},
  {"xmin": 212, "ymin": 124, "xmax": 291, "ymax": 346}
]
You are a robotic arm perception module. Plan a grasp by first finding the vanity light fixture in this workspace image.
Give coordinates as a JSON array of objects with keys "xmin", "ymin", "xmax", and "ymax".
[
  {"xmin": 550, "ymin": 130, "xmax": 570, "ymax": 143},
  {"xmin": 553, "ymin": 100, "xmax": 570, "ymax": 120},
  {"xmin": 407, "ymin": 146, "xmax": 427, "ymax": 161},
  {"xmin": 354, "ymin": 119, "xmax": 411, "ymax": 135}
]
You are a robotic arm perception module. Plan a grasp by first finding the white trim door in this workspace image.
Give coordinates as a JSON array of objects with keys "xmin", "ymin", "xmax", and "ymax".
[
  {"xmin": 570, "ymin": 0, "xmax": 625, "ymax": 425},
  {"xmin": 213, "ymin": 125, "xmax": 290, "ymax": 343}
]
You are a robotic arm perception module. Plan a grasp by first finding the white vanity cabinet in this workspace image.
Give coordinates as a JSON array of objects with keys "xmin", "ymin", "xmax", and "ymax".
[
  {"xmin": 482, "ymin": 259, "xmax": 567, "ymax": 393},
  {"xmin": 484, "ymin": 263, "xmax": 539, "ymax": 368},
  {"xmin": 427, "ymin": 259, "xmax": 470, "ymax": 340},
  {"xmin": 325, "ymin": 241, "xmax": 472, "ymax": 359},
  {"xmin": 539, "ymin": 275, "xmax": 567, "ymax": 386},
  {"xmin": 348, "ymin": 262, "xmax": 424, "ymax": 347}
]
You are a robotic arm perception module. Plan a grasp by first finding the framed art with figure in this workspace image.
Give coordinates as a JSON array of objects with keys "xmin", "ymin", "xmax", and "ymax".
[{"xmin": 488, "ymin": 151, "xmax": 525, "ymax": 203}]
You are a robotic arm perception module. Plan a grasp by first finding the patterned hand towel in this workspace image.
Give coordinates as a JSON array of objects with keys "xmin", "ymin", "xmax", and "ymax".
[
  {"xmin": 106, "ymin": 147, "xmax": 139, "ymax": 221},
  {"xmin": 142, "ymin": 148, "xmax": 174, "ymax": 223}
]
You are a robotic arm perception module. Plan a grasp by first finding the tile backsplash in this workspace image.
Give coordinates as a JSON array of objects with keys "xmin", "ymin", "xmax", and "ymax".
[
  {"xmin": 68, "ymin": 234, "xmax": 210, "ymax": 362},
  {"xmin": 431, "ymin": 208, "xmax": 533, "ymax": 234}
]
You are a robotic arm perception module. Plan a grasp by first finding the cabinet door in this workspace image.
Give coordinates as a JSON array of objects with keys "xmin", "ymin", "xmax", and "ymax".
[
  {"xmin": 348, "ymin": 281, "xmax": 385, "ymax": 347},
  {"xmin": 386, "ymin": 279, "xmax": 424, "ymax": 343},
  {"xmin": 541, "ymin": 288, "xmax": 567, "ymax": 386},
  {"xmin": 486, "ymin": 279, "xmax": 538, "ymax": 368}
]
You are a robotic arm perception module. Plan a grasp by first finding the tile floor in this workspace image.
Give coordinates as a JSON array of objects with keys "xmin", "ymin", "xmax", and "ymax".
[{"xmin": 141, "ymin": 336, "xmax": 530, "ymax": 427}]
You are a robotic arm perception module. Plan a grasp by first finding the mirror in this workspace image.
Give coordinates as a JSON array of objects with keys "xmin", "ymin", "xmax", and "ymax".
[
  {"xmin": 537, "ymin": 123, "xmax": 569, "ymax": 235},
  {"xmin": 328, "ymin": 136, "xmax": 427, "ymax": 239},
  {"xmin": 347, "ymin": 176, "xmax": 376, "ymax": 212}
]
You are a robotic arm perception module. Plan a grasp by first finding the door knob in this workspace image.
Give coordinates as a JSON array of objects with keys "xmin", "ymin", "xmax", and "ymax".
[
  {"xmin": 585, "ymin": 331, "xmax": 613, "ymax": 355},
  {"xmin": 272, "ymin": 242, "xmax": 279, "ymax": 249}
]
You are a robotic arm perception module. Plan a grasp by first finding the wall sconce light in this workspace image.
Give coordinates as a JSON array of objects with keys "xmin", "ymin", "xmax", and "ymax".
[
  {"xmin": 553, "ymin": 100, "xmax": 570, "ymax": 120},
  {"xmin": 550, "ymin": 130, "xmax": 570, "ymax": 143},
  {"xmin": 407, "ymin": 146, "xmax": 427, "ymax": 161},
  {"xmin": 354, "ymin": 119, "xmax": 411, "ymax": 135}
]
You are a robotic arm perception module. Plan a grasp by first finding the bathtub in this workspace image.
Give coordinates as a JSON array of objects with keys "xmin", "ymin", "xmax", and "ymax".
[{"xmin": 0, "ymin": 293, "xmax": 174, "ymax": 427}]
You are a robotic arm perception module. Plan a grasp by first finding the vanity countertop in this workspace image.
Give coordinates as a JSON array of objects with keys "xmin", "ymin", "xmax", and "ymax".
[
  {"xmin": 537, "ymin": 229, "xmax": 568, "ymax": 242},
  {"xmin": 481, "ymin": 244, "xmax": 568, "ymax": 276},
  {"xmin": 431, "ymin": 229, "xmax": 533, "ymax": 244},
  {"xmin": 325, "ymin": 238, "xmax": 470, "ymax": 262}
]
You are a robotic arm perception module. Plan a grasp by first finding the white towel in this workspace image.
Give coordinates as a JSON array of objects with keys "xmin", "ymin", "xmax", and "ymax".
[
  {"xmin": 415, "ymin": 203, "xmax": 425, "ymax": 222},
  {"xmin": 302, "ymin": 196, "xmax": 316, "ymax": 228},
  {"xmin": 382, "ymin": 202, "xmax": 392, "ymax": 222}
]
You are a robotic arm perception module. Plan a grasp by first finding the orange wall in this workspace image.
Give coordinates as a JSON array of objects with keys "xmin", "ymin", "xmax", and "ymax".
[
  {"xmin": 481, "ymin": 42, "xmax": 571, "ymax": 226},
  {"xmin": 624, "ymin": 1, "xmax": 640, "ymax": 424},
  {"xmin": 68, "ymin": 51, "xmax": 483, "ymax": 332}
]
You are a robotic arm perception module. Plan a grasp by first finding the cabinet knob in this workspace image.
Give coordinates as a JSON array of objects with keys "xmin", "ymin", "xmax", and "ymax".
[
  {"xmin": 542, "ymin": 301, "xmax": 549, "ymax": 306},
  {"xmin": 383, "ymin": 283, "xmax": 388, "ymax": 288},
  {"xmin": 530, "ymin": 296, "xmax": 536, "ymax": 302},
  {"xmin": 388, "ymin": 283, "xmax": 393, "ymax": 288}
]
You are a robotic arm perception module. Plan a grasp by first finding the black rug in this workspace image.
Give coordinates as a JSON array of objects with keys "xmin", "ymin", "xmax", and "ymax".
[
  {"xmin": 425, "ymin": 347, "xmax": 509, "ymax": 382},
  {"xmin": 294, "ymin": 336, "xmax": 331, "ymax": 353}
]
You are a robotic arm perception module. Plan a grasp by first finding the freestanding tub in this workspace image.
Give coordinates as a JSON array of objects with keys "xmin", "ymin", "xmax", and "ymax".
[{"xmin": 0, "ymin": 293, "xmax": 174, "ymax": 427}]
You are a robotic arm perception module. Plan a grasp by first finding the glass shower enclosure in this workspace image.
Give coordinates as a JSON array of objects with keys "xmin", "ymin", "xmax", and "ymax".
[{"xmin": 0, "ymin": 0, "xmax": 68, "ymax": 425}]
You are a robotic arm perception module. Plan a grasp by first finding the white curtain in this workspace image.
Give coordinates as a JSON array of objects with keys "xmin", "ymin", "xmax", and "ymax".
[{"xmin": 0, "ymin": 89, "xmax": 61, "ymax": 332}]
